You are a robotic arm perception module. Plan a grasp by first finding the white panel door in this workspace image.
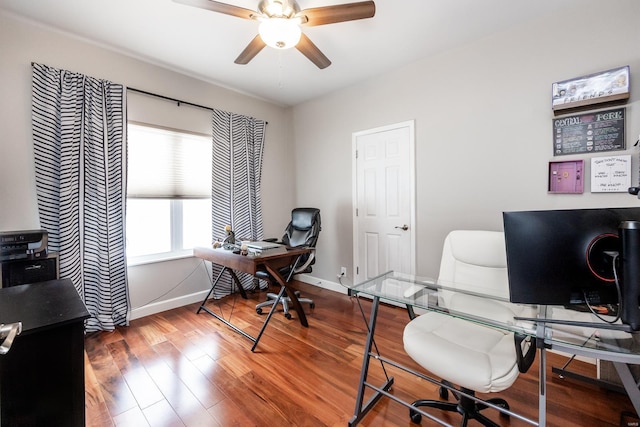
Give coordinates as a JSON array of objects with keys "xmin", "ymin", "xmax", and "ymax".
[{"xmin": 353, "ymin": 121, "xmax": 415, "ymax": 285}]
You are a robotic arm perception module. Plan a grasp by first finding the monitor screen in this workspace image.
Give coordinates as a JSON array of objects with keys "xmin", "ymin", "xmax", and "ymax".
[{"xmin": 503, "ymin": 207, "xmax": 640, "ymax": 306}]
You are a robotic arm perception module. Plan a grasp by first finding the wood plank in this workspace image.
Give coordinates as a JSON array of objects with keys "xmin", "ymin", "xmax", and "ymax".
[{"xmin": 85, "ymin": 281, "xmax": 637, "ymax": 426}]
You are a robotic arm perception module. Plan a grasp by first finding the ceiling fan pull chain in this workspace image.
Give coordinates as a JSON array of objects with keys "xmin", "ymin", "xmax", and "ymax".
[{"xmin": 278, "ymin": 50, "xmax": 284, "ymax": 89}]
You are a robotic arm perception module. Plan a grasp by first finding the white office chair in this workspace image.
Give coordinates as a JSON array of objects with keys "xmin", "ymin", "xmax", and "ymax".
[{"xmin": 403, "ymin": 230, "xmax": 535, "ymax": 426}]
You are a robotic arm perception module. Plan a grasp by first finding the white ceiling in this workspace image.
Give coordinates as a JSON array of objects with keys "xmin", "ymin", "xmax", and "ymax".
[{"xmin": 1, "ymin": 0, "xmax": 584, "ymax": 106}]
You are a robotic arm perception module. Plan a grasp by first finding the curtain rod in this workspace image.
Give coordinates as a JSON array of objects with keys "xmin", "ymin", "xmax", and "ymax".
[
  {"xmin": 127, "ymin": 87, "xmax": 268, "ymax": 124},
  {"xmin": 127, "ymin": 87, "xmax": 214, "ymax": 112}
]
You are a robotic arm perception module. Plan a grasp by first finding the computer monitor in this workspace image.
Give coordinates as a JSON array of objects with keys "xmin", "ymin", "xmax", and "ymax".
[{"xmin": 503, "ymin": 207, "xmax": 640, "ymax": 306}]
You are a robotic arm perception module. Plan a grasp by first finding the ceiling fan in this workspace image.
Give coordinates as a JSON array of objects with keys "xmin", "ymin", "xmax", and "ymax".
[{"xmin": 173, "ymin": 0, "xmax": 376, "ymax": 69}]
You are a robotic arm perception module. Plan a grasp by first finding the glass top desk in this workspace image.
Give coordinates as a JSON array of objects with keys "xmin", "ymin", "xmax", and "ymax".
[{"xmin": 348, "ymin": 271, "xmax": 640, "ymax": 427}]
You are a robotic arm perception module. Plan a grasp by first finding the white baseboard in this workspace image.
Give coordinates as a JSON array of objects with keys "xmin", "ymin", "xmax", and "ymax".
[
  {"xmin": 130, "ymin": 289, "xmax": 210, "ymax": 320},
  {"xmin": 129, "ymin": 275, "xmax": 348, "ymax": 320},
  {"xmin": 294, "ymin": 273, "xmax": 350, "ymax": 294}
]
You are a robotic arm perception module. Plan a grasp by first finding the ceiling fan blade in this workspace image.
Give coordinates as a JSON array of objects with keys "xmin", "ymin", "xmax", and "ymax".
[
  {"xmin": 295, "ymin": 33, "xmax": 331, "ymax": 69},
  {"xmin": 173, "ymin": 0, "xmax": 256, "ymax": 20},
  {"xmin": 234, "ymin": 35, "xmax": 267, "ymax": 64},
  {"xmin": 299, "ymin": 1, "xmax": 375, "ymax": 26}
]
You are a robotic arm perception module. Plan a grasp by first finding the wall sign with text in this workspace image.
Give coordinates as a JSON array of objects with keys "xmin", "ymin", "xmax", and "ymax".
[
  {"xmin": 591, "ymin": 155, "xmax": 631, "ymax": 193},
  {"xmin": 553, "ymin": 107, "xmax": 625, "ymax": 156},
  {"xmin": 552, "ymin": 66, "xmax": 629, "ymax": 113}
]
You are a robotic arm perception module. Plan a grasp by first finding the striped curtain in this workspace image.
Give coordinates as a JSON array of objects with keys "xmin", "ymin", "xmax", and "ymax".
[
  {"xmin": 31, "ymin": 63, "xmax": 129, "ymax": 332},
  {"xmin": 211, "ymin": 109, "xmax": 266, "ymax": 297}
]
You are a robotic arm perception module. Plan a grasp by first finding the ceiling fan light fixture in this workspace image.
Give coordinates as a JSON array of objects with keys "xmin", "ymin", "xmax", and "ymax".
[
  {"xmin": 258, "ymin": 18, "xmax": 301, "ymax": 49},
  {"xmin": 263, "ymin": 0, "xmax": 294, "ymax": 18}
]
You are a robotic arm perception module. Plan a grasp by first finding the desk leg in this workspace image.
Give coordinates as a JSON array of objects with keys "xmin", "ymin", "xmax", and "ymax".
[
  {"xmin": 349, "ymin": 295, "xmax": 394, "ymax": 427},
  {"xmin": 197, "ymin": 266, "xmax": 226, "ymax": 314},
  {"xmin": 228, "ymin": 269, "xmax": 248, "ymax": 299},
  {"xmin": 539, "ymin": 346, "xmax": 546, "ymax": 427},
  {"xmin": 251, "ymin": 285, "xmax": 287, "ymax": 352},
  {"xmin": 264, "ymin": 263, "xmax": 308, "ymax": 328},
  {"xmin": 197, "ymin": 266, "xmax": 258, "ymax": 345},
  {"xmin": 613, "ymin": 362, "xmax": 640, "ymax": 417}
]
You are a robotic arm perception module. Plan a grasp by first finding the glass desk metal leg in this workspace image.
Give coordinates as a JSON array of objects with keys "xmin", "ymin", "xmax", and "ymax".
[
  {"xmin": 539, "ymin": 345, "xmax": 546, "ymax": 427},
  {"xmin": 613, "ymin": 362, "xmax": 640, "ymax": 416},
  {"xmin": 349, "ymin": 295, "xmax": 394, "ymax": 426}
]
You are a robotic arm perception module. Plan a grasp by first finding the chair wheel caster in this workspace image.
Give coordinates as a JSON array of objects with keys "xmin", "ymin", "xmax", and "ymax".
[
  {"xmin": 256, "ymin": 308, "xmax": 263, "ymax": 315},
  {"xmin": 310, "ymin": 303, "xmax": 315, "ymax": 309},
  {"xmin": 495, "ymin": 400, "xmax": 510, "ymax": 417},
  {"xmin": 285, "ymin": 313, "xmax": 292, "ymax": 319},
  {"xmin": 409, "ymin": 408, "xmax": 422, "ymax": 423}
]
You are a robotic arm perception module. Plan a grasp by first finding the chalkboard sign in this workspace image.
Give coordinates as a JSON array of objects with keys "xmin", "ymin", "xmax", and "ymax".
[{"xmin": 553, "ymin": 107, "xmax": 625, "ymax": 156}]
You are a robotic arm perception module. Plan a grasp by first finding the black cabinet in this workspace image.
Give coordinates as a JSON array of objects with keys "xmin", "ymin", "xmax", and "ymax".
[{"xmin": 0, "ymin": 279, "xmax": 90, "ymax": 426}]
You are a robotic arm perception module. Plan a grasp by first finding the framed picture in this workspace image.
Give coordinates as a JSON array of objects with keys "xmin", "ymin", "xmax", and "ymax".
[
  {"xmin": 552, "ymin": 66, "xmax": 629, "ymax": 113},
  {"xmin": 549, "ymin": 160, "xmax": 584, "ymax": 194}
]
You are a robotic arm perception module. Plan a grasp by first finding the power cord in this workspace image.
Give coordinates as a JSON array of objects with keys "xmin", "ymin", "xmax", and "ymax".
[
  {"xmin": 583, "ymin": 251, "xmax": 622, "ymax": 324},
  {"xmin": 337, "ymin": 271, "xmax": 350, "ymax": 289},
  {"xmin": 139, "ymin": 259, "xmax": 206, "ymax": 308}
]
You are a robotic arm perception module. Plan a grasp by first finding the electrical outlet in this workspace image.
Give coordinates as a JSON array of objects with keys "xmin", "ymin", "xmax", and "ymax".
[{"xmin": 340, "ymin": 267, "xmax": 347, "ymax": 276}]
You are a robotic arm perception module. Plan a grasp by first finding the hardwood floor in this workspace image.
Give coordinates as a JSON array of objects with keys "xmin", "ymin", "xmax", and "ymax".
[{"xmin": 85, "ymin": 281, "xmax": 636, "ymax": 426}]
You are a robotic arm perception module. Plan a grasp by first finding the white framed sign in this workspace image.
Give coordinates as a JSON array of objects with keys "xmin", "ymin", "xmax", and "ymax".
[{"xmin": 591, "ymin": 155, "xmax": 631, "ymax": 192}]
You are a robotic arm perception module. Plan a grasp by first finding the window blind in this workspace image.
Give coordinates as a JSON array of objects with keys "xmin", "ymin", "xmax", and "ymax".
[{"xmin": 127, "ymin": 123, "xmax": 212, "ymax": 199}]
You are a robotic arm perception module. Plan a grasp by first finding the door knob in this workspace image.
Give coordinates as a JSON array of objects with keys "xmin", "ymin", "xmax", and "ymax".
[{"xmin": 395, "ymin": 225, "xmax": 409, "ymax": 231}]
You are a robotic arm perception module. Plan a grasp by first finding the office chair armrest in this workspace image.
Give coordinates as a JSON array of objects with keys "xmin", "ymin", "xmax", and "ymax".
[{"xmin": 514, "ymin": 333, "xmax": 536, "ymax": 373}]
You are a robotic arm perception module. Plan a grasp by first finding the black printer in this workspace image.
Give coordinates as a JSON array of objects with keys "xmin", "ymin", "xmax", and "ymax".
[{"xmin": 0, "ymin": 230, "xmax": 58, "ymax": 287}]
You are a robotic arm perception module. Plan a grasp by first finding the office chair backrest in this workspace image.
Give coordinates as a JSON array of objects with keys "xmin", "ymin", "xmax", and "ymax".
[
  {"xmin": 281, "ymin": 208, "xmax": 321, "ymax": 274},
  {"xmin": 438, "ymin": 230, "xmax": 511, "ymax": 315},
  {"xmin": 439, "ymin": 230, "xmax": 508, "ymax": 296},
  {"xmin": 282, "ymin": 208, "xmax": 321, "ymax": 248}
]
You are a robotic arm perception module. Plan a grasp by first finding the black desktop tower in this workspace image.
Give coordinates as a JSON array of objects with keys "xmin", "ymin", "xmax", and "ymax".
[{"xmin": 620, "ymin": 221, "xmax": 640, "ymax": 330}]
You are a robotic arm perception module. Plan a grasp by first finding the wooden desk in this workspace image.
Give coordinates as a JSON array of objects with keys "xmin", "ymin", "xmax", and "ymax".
[
  {"xmin": 193, "ymin": 246, "xmax": 311, "ymax": 351},
  {"xmin": 0, "ymin": 279, "xmax": 90, "ymax": 426}
]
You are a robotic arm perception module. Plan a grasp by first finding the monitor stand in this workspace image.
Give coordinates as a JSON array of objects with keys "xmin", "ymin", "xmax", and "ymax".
[{"xmin": 620, "ymin": 220, "xmax": 640, "ymax": 331}]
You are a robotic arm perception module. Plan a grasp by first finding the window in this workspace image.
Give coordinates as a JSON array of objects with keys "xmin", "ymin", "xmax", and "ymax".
[{"xmin": 126, "ymin": 123, "xmax": 212, "ymax": 263}]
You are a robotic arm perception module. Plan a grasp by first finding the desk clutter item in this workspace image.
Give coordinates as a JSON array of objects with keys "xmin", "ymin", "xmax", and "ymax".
[
  {"xmin": 246, "ymin": 241, "xmax": 282, "ymax": 251},
  {"xmin": 222, "ymin": 225, "xmax": 236, "ymax": 249}
]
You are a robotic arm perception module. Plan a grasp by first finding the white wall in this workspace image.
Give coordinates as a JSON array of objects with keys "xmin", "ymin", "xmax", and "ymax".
[
  {"xmin": 0, "ymin": 12, "xmax": 296, "ymax": 317},
  {"xmin": 292, "ymin": 0, "xmax": 640, "ymax": 281},
  {"xmin": 3, "ymin": 1, "xmax": 640, "ymax": 316}
]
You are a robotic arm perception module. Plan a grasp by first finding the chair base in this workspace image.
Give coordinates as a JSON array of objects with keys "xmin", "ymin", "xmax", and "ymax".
[
  {"xmin": 255, "ymin": 290, "xmax": 315, "ymax": 319},
  {"xmin": 409, "ymin": 386, "xmax": 509, "ymax": 427}
]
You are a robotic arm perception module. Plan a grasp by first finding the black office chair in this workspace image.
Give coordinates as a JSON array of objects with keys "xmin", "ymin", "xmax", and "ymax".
[{"xmin": 255, "ymin": 208, "xmax": 321, "ymax": 319}]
